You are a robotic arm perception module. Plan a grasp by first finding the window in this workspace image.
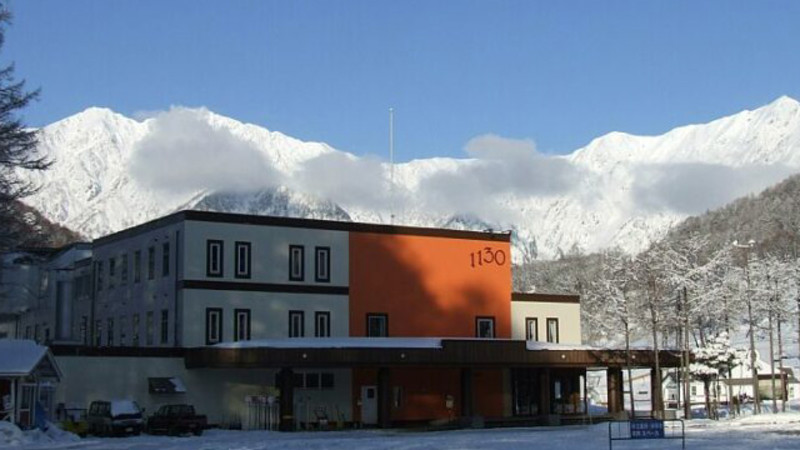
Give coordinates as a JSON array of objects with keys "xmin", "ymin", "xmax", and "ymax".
[
  {"xmin": 119, "ymin": 316, "xmax": 127, "ymax": 346},
  {"xmin": 289, "ymin": 245, "xmax": 304, "ymax": 281},
  {"xmin": 80, "ymin": 316, "xmax": 88, "ymax": 345},
  {"xmin": 107, "ymin": 318, "xmax": 114, "ymax": 346},
  {"xmin": 206, "ymin": 308, "xmax": 223, "ymax": 345},
  {"xmin": 97, "ymin": 261, "xmax": 103, "ymax": 291},
  {"xmin": 366, "ymin": 313, "xmax": 388, "ymax": 337},
  {"xmin": 289, "ymin": 311, "xmax": 304, "ymax": 337},
  {"xmin": 279, "ymin": 372, "xmax": 335, "ymax": 390},
  {"xmin": 34, "ymin": 324, "xmax": 39, "ymax": 343},
  {"xmin": 134, "ymin": 250, "xmax": 142, "ymax": 283},
  {"xmin": 25, "ymin": 326, "xmax": 30, "ymax": 339},
  {"xmin": 162, "ymin": 242, "xmax": 170, "ymax": 277},
  {"xmin": 121, "ymin": 254, "xmax": 128, "ymax": 285},
  {"xmin": 691, "ymin": 385, "xmax": 697, "ymax": 396},
  {"xmin": 108, "ymin": 258, "xmax": 115, "ymax": 288},
  {"xmin": 546, "ymin": 318, "xmax": 559, "ymax": 343},
  {"xmin": 234, "ymin": 309, "xmax": 251, "ymax": 341},
  {"xmin": 315, "ymin": 311, "xmax": 331, "ymax": 337},
  {"xmin": 525, "ymin": 317, "xmax": 538, "ymax": 341},
  {"xmin": 132, "ymin": 314, "xmax": 140, "ymax": 347},
  {"xmin": 314, "ymin": 247, "xmax": 330, "ymax": 282},
  {"xmin": 235, "ymin": 242, "xmax": 251, "ymax": 279},
  {"xmin": 148, "ymin": 246, "xmax": 155, "ymax": 280},
  {"xmin": 476, "ymin": 316, "xmax": 495, "ymax": 338},
  {"xmin": 160, "ymin": 309, "xmax": 169, "ymax": 344},
  {"xmin": 146, "ymin": 311, "xmax": 154, "ymax": 346},
  {"xmin": 94, "ymin": 321, "xmax": 101, "ymax": 346},
  {"xmin": 206, "ymin": 240, "xmax": 224, "ymax": 277}
]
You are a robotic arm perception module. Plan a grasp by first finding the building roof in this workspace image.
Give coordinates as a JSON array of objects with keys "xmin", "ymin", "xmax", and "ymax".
[
  {"xmin": 0, "ymin": 340, "xmax": 62, "ymax": 380},
  {"xmin": 512, "ymin": 292, "xmax": 580, "ymax": 303},
  {"xmin": 94, "ymin": 210, "xmax": 512, "ymax": 246}
]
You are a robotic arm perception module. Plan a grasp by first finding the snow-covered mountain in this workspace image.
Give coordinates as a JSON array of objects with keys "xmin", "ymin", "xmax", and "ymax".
[{"xmin": 18, "ymin": 96, "xmax": 800, "ymax": 258}]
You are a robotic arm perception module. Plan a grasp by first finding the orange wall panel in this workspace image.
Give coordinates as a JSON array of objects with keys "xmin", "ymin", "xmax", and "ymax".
[{"xmin": 349, "ymin": 232, "xmax": 511, "ymax": 338}]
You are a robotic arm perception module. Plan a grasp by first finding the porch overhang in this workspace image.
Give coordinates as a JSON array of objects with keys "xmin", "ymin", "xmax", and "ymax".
[{"xmin": 184, "ymin": 339, "xmax": 683, "ymax": 370}]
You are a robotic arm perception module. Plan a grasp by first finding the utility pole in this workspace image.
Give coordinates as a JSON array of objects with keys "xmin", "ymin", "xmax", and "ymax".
[
  {"xmin": 682, "ymin": 286, "xmax": 691, "ymax": 420},
  {"xmin": 388, "ymin": 107, "xmax": 395, "ymax": 225}
]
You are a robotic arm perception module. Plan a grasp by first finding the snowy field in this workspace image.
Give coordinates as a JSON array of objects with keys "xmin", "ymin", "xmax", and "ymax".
[{"xmin": 5, "ymin": 413, "xmax": 800, "ymax": 450}]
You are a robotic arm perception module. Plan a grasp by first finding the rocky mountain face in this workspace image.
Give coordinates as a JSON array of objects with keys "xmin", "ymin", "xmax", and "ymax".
[{"xmin": 17, "ymin": 97, "xmax": 800, "ymax": 258}]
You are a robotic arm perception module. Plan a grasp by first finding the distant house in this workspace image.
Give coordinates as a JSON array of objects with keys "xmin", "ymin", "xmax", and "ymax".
[{"xmin": 0, "ymin": 339, "xmax": 62, "ymax": 429}]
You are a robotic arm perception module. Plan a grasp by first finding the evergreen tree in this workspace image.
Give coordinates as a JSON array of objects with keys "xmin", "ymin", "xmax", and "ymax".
[{"xmin": 0, "ymin": 4, "xmax": 49, "ymax": 250}]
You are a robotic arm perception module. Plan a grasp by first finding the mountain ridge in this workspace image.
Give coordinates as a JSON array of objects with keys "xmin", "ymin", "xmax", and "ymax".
[{"xmin": 18, "ymin": 96, "xmax": 800, "ymax": 258}]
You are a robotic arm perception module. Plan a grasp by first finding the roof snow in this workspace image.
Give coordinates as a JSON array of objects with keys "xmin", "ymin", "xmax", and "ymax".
[{"xmin": 0, "ymin": 339, "xmax": 61, "ymax": 379}]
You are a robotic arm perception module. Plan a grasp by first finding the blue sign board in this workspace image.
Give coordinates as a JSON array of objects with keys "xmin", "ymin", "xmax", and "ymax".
[{"xmin": 630, "ymin": 419, "xmax": 665, "ymax": 439}]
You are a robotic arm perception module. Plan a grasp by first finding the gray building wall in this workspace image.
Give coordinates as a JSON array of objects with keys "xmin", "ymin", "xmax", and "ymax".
[
  {"xmin": 54, "ymin": 355, "xmax": 353, "ymax": 427},
  {"xmin": 92, "ymin": 222, "xmax": 184, "ymax": 347}
]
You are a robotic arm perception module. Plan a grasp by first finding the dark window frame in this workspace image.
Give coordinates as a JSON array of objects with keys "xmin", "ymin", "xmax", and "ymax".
[
  {"xmin": 366, "ymin": 313, "xmax": 389, "ymax": 337},
  {"xmin": 205, "ymin": 307, "xmax": 223, "ymax": 345},
  {"xmin": 206, "ymin": 240, "xmax": 224, "ymax": 278},
  {"xmin": 289, "ymin": 245, "xmax": 305, "ymax": 281},
  {"xmin": 148, "ymin": 246, "xmax": 155, "ymax": 280},
  {"xmin": 108, "ymin": 258, "xmax": 115, "ymax": 288},
  {"xmin": 96, "ymin": 261, "xmax": 103, "ymax": 291},
  {"xmin": 107, "ymin": 318, "xmax": 114, "ymax": 347},
  {"xmin": 314, "ymin": 311, "xmax": 331, "ymax": 337},
  {"xmin": 546, "ymin": 317, "xmax": 559, "ymax": 344},
  {"xmin": 162, "ymin": 242, "xmax": 170, "ymax": 277},
  {"xmin": 288, "ymin": 310, "xmax": 305, "ymax": 337},
  {"xmin": 160, "ymin": 309, "xmax": 169, "ymax": 344},
  {"xmin": 234, "ymin": 241, "xmax": 252, "ymax": 279},
  {"xmin": 314, "ymin": 246, "xmax": 331, "ymax": 283},
  {"xmin": 120, "ymin": 254, "xmax": 128, "ymax": 285},
  {"xmin": 234, "ymin": 308, "xmax": 251, "ymax": 341},
  {"xmin": 134, "ymin": 250, "xmax": 142, "ymax": 283},
  {"xmin": 525, "ymin": 317, "xmax": 538, "ymax": 341},
  {"xmin": 475, "ymin": 316, "xmax": 496, "ymax": 338},
  {"xmin": 146, "ymin": 311, "xmax": 154, "ymax": 346}
]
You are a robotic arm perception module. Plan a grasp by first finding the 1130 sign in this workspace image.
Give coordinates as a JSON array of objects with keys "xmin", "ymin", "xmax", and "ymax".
[{"xmin": 470, "ymin": 247, "xmax": 507, "ymax": 268}]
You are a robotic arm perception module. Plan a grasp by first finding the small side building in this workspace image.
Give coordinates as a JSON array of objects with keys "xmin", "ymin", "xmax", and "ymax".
[{"xmin": 0, "ymin": 339, "xmax": 62, "ymax": 429}]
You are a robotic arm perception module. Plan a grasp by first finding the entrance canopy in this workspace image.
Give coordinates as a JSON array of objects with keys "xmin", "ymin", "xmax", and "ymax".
[
  {"xmin": 0, "ymin": 340, "xmax": 61, "ymax": 380},
  {"xmin": 186, "ymin": 338, "xmax": 682, "ymax": 369}
]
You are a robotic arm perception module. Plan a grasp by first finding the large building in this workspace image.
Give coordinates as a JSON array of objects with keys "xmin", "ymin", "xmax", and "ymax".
[{"xmin": 1, "ymin": 210, "xmax": 677, "ymax": 429}]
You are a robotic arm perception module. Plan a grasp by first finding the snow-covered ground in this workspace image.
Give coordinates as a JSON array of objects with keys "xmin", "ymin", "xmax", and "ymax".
[{"xmin": 5, "ymin": 413, "xmax": 800, "ymax": 450}]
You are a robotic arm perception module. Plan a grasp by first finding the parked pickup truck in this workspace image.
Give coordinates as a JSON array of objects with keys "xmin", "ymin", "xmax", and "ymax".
[{"xmin": 146, "ymin": 404, "xmax": 207, "ymax": 436}]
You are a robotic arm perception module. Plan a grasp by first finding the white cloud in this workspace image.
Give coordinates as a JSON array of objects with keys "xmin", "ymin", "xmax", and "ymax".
[
  {"xmin": 631, "ymin": 163, "xmax": 795, "ymax": 214},
  {"xmin": 129, "ymin": 107, "xmax": 283, "ymax": 194},
  {"xmin": 290, "ymin": 152, "xmax": 391, "ymax": 210},
  {"xmin": 416, "ymin": 134, "xmax": 581, "ymax": 221}
]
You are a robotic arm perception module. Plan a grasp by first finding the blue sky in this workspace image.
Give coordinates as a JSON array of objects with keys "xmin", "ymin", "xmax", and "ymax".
[{"xmin": 5, "ymin": 0, "xmax": 800, "ymax": 161}]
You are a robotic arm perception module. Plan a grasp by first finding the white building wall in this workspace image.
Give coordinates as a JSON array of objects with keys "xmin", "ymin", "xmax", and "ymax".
[
  {"xmin": 183, "ymin": 220, "xmax": 349, "ymax": 286},
  {"xmin": 54, "ymin": 355, "xmax": 353, "ymax": 426},
  {"xmin": 510, "ymin": 301, "xmax": 581, "ymax": 344},
  {"xmin": 182, "ymin": 290, "xmax": 349, "ymax": 346}
]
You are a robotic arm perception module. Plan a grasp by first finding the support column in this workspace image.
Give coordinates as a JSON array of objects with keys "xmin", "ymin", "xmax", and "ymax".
[
  {"xmin": 607, "ymin": 367, "xmax": 624, "ymax": 416},
  {"xmin": 650, "ymin": 368, "xmax": 664, "ymax": 418},
  {"xmin": 460, "ymin": 367, "xmax": 474, "ymax": 418},
  {"xmin": 278, "ymin": 368, "xmax": 295, "ymax": 431},
  {"xmin": 377, "ymin": 367, "xmax": 391, "ymax": 429},
  {"xmin": 539, "ymin": 368, "xmax": 551, "ymax": 416}
]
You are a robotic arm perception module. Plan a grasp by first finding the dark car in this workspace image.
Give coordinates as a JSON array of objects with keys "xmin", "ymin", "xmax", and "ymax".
[
  {"xmin": 86, "ymin": 400, "xmax": 144, "ymax": 436},
  {"xmin": 146, "ymin": 404, "xmax": 207, "ymax": 436}
]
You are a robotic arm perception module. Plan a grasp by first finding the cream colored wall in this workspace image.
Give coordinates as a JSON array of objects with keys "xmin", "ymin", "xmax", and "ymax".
[
  {"xmin": 182, "ymin": 289, "xmax": 349, "ymax": 346},
  {"xmin": 183, "ymin": 221, "xmax": 349, "ymax": 285},
  {"xmin": 54, "ymin": 356, "xmax": 353, "ymax": 426},
  {"xmin": 510, "ymin": 301, "xmax": 581, "ymax": 344}
]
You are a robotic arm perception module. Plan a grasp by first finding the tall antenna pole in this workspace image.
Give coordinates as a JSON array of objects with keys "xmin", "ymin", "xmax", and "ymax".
[{"xmin": 389, "ymin": 107, "xmax": 395, "ymax": 225}]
